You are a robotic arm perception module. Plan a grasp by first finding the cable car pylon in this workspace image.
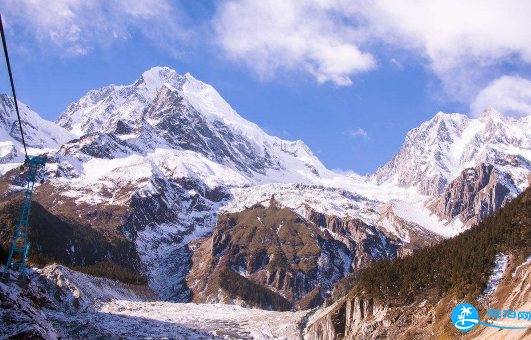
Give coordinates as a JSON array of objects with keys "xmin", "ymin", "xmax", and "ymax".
[{"xmin": 1, "ymin": 156, "xmax": 46, "ymax": 284}]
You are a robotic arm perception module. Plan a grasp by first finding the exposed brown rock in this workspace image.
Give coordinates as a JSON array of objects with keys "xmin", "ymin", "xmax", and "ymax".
[{"xmin": 429, "ymin": 163, "xmax": 514, "ymax": 226}]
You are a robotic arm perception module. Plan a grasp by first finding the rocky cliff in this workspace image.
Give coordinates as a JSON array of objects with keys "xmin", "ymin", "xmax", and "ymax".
[
  {"xmin": 304, "ymin": 253, "xmax": 531, "ymax": 340},
  {"xmin": 429, "ymin": 163, "xmax": 515, "ymax": 226}
]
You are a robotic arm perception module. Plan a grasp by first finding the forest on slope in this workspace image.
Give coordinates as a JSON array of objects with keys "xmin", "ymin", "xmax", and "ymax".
[{"xmin": 352, "ymin": 186, "xmax": 531, "ymax": 306}]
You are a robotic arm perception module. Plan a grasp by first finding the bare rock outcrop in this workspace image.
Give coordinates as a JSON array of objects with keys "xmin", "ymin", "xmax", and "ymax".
[{"xmin": 429, "ymin": 163, "xmax": 514, "ymax": 226}]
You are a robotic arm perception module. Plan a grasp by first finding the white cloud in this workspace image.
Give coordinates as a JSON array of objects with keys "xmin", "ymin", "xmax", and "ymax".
[
  {"xmin": 213, "ymin": 0, "xmax": 531, "ymax": 105},
  {"xmin": 213, "ymin": 0, "xmax": 375, "ymax": 86},
  {"xmin": 470, "ymin": 76, "xmax": 531, "ymax": 118},
  {"xmin": 345, "ymin": 127, "xmax": 369, "ymax": 139},
  {"xmin": 357, "ymin": 0, "xmax": 531, "ymax": 102},
  {"xmin": 2, "ymin": 0, "xmax": 190, "ymax": 57},
  {"xmin": 5, "ymin": 0, "xmax": 531, "ymax": 113}
]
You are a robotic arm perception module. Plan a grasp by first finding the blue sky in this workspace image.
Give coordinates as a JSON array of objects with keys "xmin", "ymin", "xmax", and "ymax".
[{"xmin": 1, "ymin": 0, "xmax": 530, "ymax": 174}]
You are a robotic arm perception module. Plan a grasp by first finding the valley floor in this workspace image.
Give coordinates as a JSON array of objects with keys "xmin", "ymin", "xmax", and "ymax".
[
  {"xmin": 47, "ymin": 300, "xmax": 309, "ymax": 340},
  {"xmin": 0, "ymin": 264, "xmax": 310, "ymax": 340}
]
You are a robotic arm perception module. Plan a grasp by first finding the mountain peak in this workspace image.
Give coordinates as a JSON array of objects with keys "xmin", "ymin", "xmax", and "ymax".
[
  {"xmin": 374, "ymin": 106, "xmax": 531, "ymax": 196},
  {"xmin": 480, "ymin": 106, "xmax": 502, "ymax": 120},
  {"xmin": 140, "ymin": 66, "xmax": 176, "ymax": 80},
  {"xmin": 53, "ymin": 67, "xmax": 327, "ymax": 183},
  {"xmin": 137, "ymin": 66, "xmax": 182, "ymax": 92},
  {"xmin": 184, "ymin": 72, "xmax": 195, "ymax": 80}
]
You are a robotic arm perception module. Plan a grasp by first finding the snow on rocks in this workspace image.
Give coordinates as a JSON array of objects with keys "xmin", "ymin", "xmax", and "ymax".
[
  {"xmin": 34, "ymin": 264, "xmax": 157, "ymax": 312},
  {"xmin": 512, "ymin": 254, "xmax": 531, "ymax": 278},
  {"xmin": 224, "ymin": 183, "xmax": 382, "ymax": 224},
  {"xmin": 478, "ymin": 253, "xmax": 509, "ymax": 300},
  {"xmin": 379, "ymin": 199, "xmax": 464, "ymax": 239},
  {"xmin": 0, "ymin": 275, "xmax": 58, "ymax": 340},
  {"xmin": 1, "ymin": 264, "xmax": 309, "ymax": 340}
]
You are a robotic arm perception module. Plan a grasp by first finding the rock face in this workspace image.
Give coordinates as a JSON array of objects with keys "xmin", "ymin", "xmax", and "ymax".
[
  {"xmin": 304, "ymin": 296, "xmax": 388, "ymax": 340},
  {"xmin": 0, "ymin": 280, "xmax": 59, "ymax": 340},
  {"xmin": 187, "ymin": 199, "xmax": 400, "ymax": 310},
  {"xmin": 141, "ymin": 85, "xmax": 278, "ymax": 176},
  {"xmin": 303, "ymin": 206, "xmax": 401, "ymax": 270},
  {"xmin": 429, "ymin": 163, "xmax": 515, "ymax": 226}
]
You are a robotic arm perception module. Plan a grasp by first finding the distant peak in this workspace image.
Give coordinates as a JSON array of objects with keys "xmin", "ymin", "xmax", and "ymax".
[
  {"xmin": 480, "ymin": 106, "xmax": 502, "ymax": 120},
  {"xmin": 140, "ymin": 66, "xmax": 178, "ymax": 83},
  {"xmin": 142, "ymin": 66, "xmax": 174, "ymax": 75},
  {"xmin": 184, "ymin": 72, "xmax": 203, "ymax": 85}
]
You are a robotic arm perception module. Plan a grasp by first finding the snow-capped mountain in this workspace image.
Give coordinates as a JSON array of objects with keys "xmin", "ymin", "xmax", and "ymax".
[
  {"xmin": 1, "ymin": 66, "xmax": 530, "ymax": 307},
  {"xmin": 373, "ymin": 108, "xmax": 531, "ymax": 196},
  {"xmin": 56, "ymin": 67, "xmax": 183, "ymax": 136},
  {"xmin": 0, "ymin": 94, "xmax": 75, "ymax": 170},
  {"xmin": 56, "ymin": 67, "xmax": 328, "ymax": 181},
  {"xmin": 1, "ymin": 67, "xmax": 344, "ymax": 300}
]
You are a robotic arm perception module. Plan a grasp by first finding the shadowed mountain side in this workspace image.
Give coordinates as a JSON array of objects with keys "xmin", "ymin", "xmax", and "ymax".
[{"xmin": 0, "ymin": 198, "xmax": 141, "ymax": 275}]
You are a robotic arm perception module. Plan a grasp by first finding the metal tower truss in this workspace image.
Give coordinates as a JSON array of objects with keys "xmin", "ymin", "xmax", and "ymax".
[{"xmin": 2, "ymin": 155, "xmax": 46, "ymax": 282}]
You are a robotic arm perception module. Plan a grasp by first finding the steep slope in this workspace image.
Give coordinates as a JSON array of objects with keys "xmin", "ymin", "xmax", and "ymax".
[
  {"xmin": 372, "ymin": 108, "xmax": 531, "ymax": 197},
  {"xmin": 304, "ymin": 186, "xmax": 531, "ymax": 339},
  {"xmin": 428, "ymin": 163, "xmax": 517, "ymax": 227},
  {"xmin": 55, "ymin": 67, "xmax": 183, "ymax": 136},
  {"xmin": 0, "ymin": 198, "xmax": 140, "ymax": 272},
  {"xmin": 187, "ymin": 198, "xmax": 399, "ymax": 310}
]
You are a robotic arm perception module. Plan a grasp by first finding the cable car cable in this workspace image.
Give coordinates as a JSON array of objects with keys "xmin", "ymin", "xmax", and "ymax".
[{"xmin": 0, "ymin": 12, "xmax": 28, "ymax": 158}]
